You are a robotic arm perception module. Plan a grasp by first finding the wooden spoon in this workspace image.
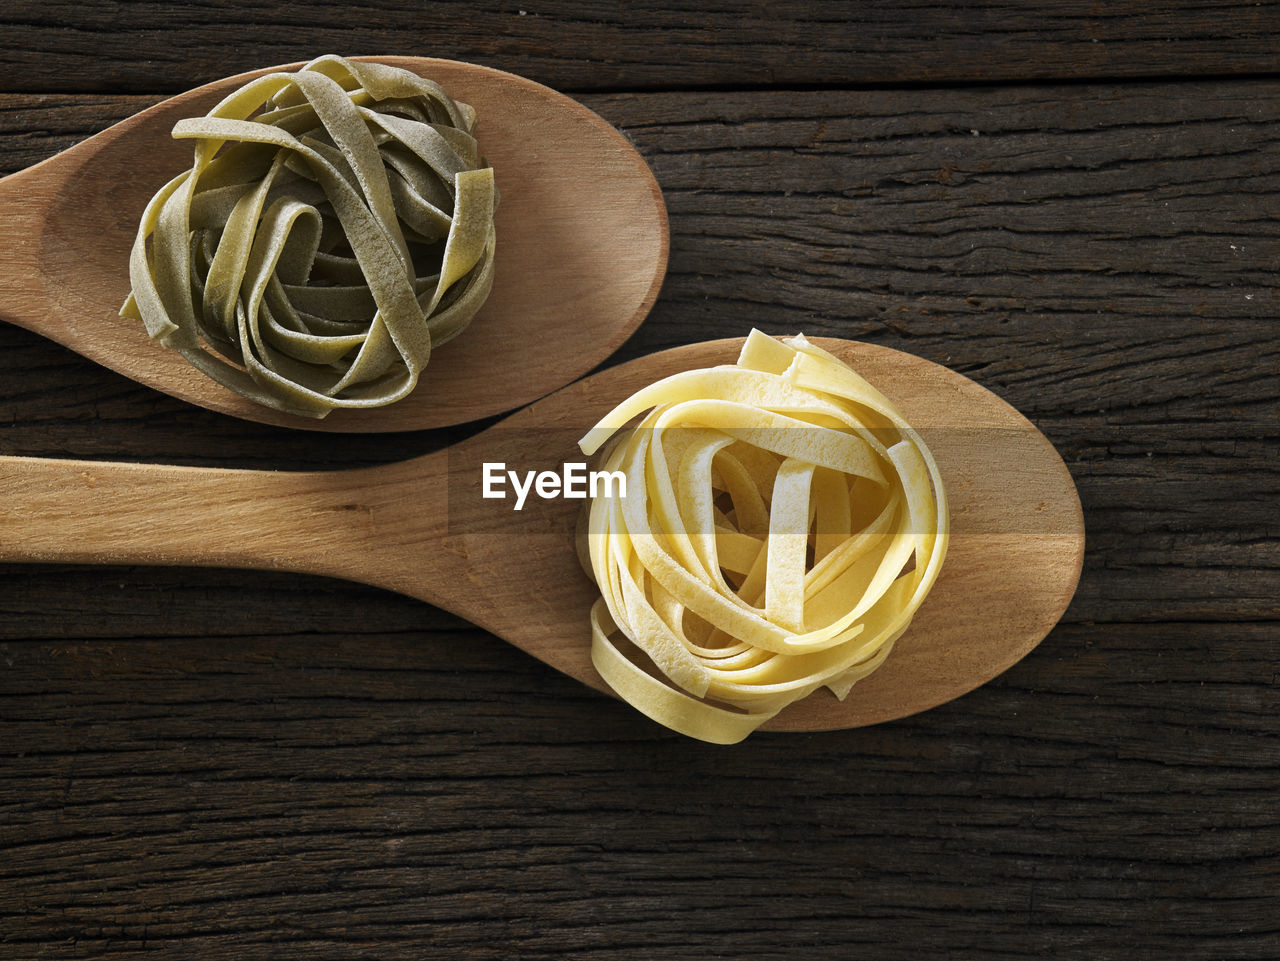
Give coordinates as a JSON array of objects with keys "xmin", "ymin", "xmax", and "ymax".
[
  {"xmin": 0, "ymin": 338, "xmax": 1084, "ymax": 733},
  {"xmin": 0, "ymin": 57, "xmax": 668, "ymax": 431}
]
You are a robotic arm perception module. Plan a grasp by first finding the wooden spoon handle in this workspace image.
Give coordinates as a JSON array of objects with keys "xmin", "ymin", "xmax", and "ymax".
[{"xmin": 0, "ymin": 454, "xmax": 449, "ymax": 595}]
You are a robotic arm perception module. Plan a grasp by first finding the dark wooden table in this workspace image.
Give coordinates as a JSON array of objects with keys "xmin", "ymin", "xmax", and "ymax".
[{"xmin": 1, "ymin": 3, "xmax": 1276, "ymax": 958}]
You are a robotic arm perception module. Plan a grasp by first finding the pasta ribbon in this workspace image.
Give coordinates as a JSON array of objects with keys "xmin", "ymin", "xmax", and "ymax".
[
  {"xmin": 122, "ymin": 55, "xmax": 497, "ymax": 417},
  {"xmin": 579, "ymin": 331, "xmax": 949, "ymax": 743}
]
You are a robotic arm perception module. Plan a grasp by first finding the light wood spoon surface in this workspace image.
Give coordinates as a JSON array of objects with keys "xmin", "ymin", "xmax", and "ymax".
[
  {"xmin": 0, "ymin": 338, "xmax": 1084, "ymax": 733},
  {"xmin": 0, "ymin": 57, "xmax": 668, "ymax": 431}
]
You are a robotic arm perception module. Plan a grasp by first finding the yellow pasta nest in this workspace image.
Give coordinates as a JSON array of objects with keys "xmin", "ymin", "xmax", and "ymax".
[
  {"xmin": 123, "ymin": 55, "xmax": 497, "ymax": 416},
  {"xmin": 578, "ymin": 331, "xmax": 949, "ymax": 743}
]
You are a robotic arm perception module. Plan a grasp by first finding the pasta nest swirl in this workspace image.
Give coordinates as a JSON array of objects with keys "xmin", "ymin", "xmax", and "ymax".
[
  {"xmin": 123, "ymin": 55, "xmax": 497, "ymax": 417},
  {"xmin": 578, "ymin": 331, "xmax": 950, "ymax": 744}
]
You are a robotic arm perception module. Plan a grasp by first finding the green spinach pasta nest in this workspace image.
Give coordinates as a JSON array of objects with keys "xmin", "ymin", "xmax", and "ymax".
[{"xmin": 122, "ymin": 55, "xmax": 497, "ymax": 417}]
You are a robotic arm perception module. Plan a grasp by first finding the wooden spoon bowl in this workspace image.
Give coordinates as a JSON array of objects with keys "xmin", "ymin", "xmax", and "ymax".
[
  {"xmin": 0, "ymin": 338, "xmax": 1084, "ymax": 734},
  {"xmin": 0, "ymin": 57, "xmax": 668, "ymax": 431}
]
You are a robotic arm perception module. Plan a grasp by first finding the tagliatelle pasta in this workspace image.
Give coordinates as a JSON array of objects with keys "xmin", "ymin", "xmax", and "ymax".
[
  {"xmin": 122, "ymin": 55, "xmax": 497, "ymax": 417},
  {"xmin": 578, "ymin": 331, "xmax": 949, "ymax": 744}
]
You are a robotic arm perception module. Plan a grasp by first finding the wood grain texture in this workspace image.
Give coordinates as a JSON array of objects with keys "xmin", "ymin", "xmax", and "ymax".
[
  {"xmin": 0, "ymin": 621, "xmax": 1275, "ymax": 959},
  {"xmin": 1, "ymin": 20, "xmax": 1278, "ymax": 961},
  {"xmin": 2, "ymin": 1, "xmax": 1280, "ymax": 93}
]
